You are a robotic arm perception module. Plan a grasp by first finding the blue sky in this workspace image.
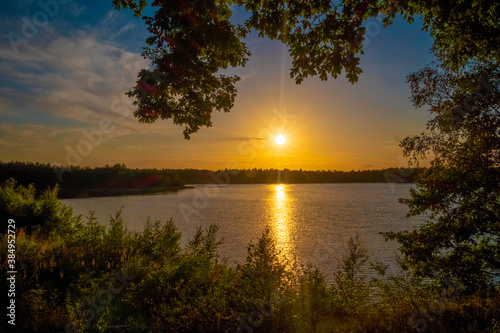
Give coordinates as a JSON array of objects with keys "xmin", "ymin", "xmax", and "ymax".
[{"xmin": 0, "ymin": 1, "xmax": 435, "ymax": 171}]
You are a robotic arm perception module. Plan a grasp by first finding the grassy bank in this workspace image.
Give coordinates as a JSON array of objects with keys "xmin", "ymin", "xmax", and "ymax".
[{"xmin": 1, "ymin": 180, "xmax": 499, "ymax": 332}]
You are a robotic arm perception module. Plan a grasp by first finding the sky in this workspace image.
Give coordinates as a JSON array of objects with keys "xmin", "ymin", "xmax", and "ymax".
[{"xmin": 0, "ymin": 1, "xmax": 436, "ymax": 171}]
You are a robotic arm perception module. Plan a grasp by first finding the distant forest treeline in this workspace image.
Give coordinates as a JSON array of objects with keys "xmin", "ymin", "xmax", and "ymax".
[
  {"xmin": 0, "ymin": 161, "xmax": 421, "ymax": 197},
  {"xmin": 176, "ymin": 167, "xmax": 420, "ymax": 184},
  {"xmin": 0, "ymin": 161, "xmax": 185, "ymax": 198}
]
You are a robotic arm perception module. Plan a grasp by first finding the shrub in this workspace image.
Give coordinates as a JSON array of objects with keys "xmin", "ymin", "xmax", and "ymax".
[{"xmin": 0, "ymin": 178, "xmax": 75, "ymax": 232}]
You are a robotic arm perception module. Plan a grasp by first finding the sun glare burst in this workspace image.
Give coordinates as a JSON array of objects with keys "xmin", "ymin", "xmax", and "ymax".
[{"xmin": 275, "ymin": 134, "xmax": 286, "ymax": 145}]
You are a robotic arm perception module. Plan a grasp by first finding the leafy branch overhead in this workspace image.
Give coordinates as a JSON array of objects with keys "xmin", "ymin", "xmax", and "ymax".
[{"xmin": 114, "ymin": 0, "xmax": 500, "ymax": 138}]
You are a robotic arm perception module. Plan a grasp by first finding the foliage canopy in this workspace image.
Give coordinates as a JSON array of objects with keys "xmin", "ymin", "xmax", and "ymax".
[
  {"xmin": 385, "ymin": 61, "xmax": 500, "ymax": 291},
  {"xmin": 114, "ymin": 0, "xmax": 500, "ymax": 138}
]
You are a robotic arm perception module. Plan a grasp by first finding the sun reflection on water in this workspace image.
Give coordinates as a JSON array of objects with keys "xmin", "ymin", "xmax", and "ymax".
[{"xmin": 267, "ymin": 184, "xmax": 294, "ymax": 260}]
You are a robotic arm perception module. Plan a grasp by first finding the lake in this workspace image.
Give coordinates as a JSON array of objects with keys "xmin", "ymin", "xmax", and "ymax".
[{"xmin": 62, "ymin": 183, "xmax": 426, "ymax": 280}]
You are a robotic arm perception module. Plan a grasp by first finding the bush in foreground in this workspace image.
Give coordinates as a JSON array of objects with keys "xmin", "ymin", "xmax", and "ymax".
[{"xmin": 1, "ymin": 181, "xmax": 499, "ymax": 332}]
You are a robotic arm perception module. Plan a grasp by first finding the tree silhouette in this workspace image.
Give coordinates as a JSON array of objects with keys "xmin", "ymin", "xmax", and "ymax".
[
  {"xmin": 385, "ymin": 61, "xmax": 500, "ymax": 291},
  {"xmin": 114, "ymin": 0, "xmax": 499, "ymax": 138}
]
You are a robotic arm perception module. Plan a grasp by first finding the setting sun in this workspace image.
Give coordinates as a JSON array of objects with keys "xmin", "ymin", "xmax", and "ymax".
[{"xmin": 275, "ymin": 134, "xmax": 286, "ymax": 145}]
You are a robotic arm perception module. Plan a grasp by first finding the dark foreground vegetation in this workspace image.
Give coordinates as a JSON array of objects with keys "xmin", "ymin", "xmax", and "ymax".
[{"xmin": 1, "ymin": 180, "xmax": 499, "ymax": 333}]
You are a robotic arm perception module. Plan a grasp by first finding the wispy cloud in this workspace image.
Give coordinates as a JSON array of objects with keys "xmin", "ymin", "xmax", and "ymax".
[
  {"xmin": 115, "ymin": 22, "xmax": 136, "ymax": 38},
  {"xmin": 0, "ymin": 34, "xmax": 149, "ymax": 126}
]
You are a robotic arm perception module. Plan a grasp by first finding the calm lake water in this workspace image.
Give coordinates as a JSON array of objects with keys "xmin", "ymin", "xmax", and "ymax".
[{"xmin": 62, "ymin": 183, "xmax": 426, "ymax": 280}]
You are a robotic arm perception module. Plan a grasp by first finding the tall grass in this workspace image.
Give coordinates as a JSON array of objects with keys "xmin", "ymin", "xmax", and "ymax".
[{"xmin": 1, "ymin": 179, "xmax": 499, "ymax": 332}]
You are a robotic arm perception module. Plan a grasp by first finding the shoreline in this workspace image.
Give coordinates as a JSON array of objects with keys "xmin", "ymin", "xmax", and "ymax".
[{"xmin": 58, "ymin": 185, "xmax": 193, "ymax": 199}]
